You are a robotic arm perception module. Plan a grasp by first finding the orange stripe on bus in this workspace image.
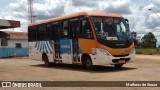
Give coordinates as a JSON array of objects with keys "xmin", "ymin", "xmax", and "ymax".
[{"xmin": 78, "ymin": 39, "xmax": 96, "ymax": 54}]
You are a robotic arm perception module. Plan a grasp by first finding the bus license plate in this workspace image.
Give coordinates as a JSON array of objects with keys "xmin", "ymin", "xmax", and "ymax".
[{"xmin": 119, "ymin": 60, "xmax": 125, "ymax": 63}]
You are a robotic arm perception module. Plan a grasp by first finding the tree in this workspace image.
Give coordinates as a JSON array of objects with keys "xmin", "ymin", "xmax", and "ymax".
[
  {"xmin": 131, "ymin": 31, "xmax": 137, "ymax": 39},
  {"xmin": 131, "ymin": 31, "xmax": 138, "ymax": 46},
  {"xmin": 140, "ymin": 32, "xmax": 157, "ymax": 48}
]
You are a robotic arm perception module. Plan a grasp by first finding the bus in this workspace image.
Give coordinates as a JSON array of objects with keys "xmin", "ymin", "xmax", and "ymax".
[{"xmin": 28, "ymin": 12, "xmax": 135, "ymax": 70}]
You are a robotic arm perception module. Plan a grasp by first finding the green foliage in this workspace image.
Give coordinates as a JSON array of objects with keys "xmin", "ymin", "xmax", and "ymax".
[
  {"xmin": 140, "ymin": 32, "xmax": 157, "ymax": 48},
  {"xmin": 131, "ymin": 31, "xmax": 137, "ymax": 39},
  {"xmin": 131, "ymin": 31, "xmax": 138, "ymax": 46},
  {"xmin": 136, "ymin": 48, "xmax": 160, "ymax": 55},
  {"xmin": 132, "ymin": 32, "xmax": 159, "ymax": 55}
]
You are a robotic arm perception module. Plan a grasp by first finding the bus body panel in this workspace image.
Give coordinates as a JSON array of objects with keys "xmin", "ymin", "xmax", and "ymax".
[
  {"xmin": 91, "ymin": 48, "xmax": 135, "ymax": 65},
  {"xmin": 78, "ymin": 39, "xmax": 96, "ymax": 54},
  {"xmin": 59, "ymin": 39, "xmax": 72, "ymax": 64},
  {"xmin": 28, "ymin": 12, "xmax": 135, "ymax": 67},
  {"xmin": 97, "ymin": 43, "xmax": 135, "ymax": 56},
  {"xmin": 29, "ymin": 42, "xmax": 42, "ymax": 61},
  {"xmin": 29, "ymin": 41, "xmax": 54, "ymax": 61}
]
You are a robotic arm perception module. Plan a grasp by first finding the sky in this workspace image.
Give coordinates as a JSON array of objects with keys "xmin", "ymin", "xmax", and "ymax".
[{"xmin": 0, "ymin": 0, "xmax": 160, "ymax": 45}]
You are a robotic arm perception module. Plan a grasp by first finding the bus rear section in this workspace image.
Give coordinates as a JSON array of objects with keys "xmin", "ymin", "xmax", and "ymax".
[{"xmin": 28, "ymin": 12, "xmax": 135, "ymax": 70}]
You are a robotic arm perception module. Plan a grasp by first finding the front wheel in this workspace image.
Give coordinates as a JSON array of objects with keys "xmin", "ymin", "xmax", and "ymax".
[
  {"xmin": 85, "ymin": 59, "xmax": 94, "ymax": 70},
  {"xmin": 114, "ymin": 64, "xmax": 123, "ymax": 68}
]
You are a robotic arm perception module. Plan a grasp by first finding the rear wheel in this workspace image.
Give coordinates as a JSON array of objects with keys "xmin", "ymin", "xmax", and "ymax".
[
  {"xmin": 114, "ymin": 64, "xmax": 123, "ymax": 68},
  {"xmin": 85, "ymin": 59, "xmax": 94, "ymax": 70},
  {"xmin": 43, "ymin": 54, "xmax": 51, "ymax": 67}
]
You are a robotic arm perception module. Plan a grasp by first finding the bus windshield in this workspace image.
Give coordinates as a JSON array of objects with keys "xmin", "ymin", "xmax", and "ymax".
[{"xmin": 91, "ymin": 16, "xmax": 132, "ymax": 42}]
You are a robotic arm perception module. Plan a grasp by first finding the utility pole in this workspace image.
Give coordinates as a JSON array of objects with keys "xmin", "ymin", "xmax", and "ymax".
[{"xmin": 28, "ymin": 0, "xmax": 35, "ymax": 23}]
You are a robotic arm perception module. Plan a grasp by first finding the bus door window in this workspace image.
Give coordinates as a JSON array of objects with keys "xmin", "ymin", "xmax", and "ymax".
[
  {"xmin": 53, "ymin": 24, "xmax": 61, "ymax": 59},
  {"xmin": 62, "ymin": 21, "xmax": 69, "ymax": 38},
  {"xmin": 61, "ymin": 20, "xmax": 71, "ymax": 60},
  {"xmin": 70, "ymin": 19, "xmax": 80, "ymax": 62},
  {"xmin": 81, "ymin": 18, "xmax": 93, "ymax": 39}
]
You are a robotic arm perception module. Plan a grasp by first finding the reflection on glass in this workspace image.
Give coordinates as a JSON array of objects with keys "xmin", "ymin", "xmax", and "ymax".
[{"xmin": 91, "ymin": 17, "xmax": 132, "ymax": 41}]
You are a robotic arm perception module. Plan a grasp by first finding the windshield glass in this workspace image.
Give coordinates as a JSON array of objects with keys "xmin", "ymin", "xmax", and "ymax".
[{"xmin": 91, "ymin": 16, "xmax": 132, "ymax": 41}]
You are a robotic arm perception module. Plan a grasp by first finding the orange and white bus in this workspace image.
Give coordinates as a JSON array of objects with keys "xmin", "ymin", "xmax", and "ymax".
[{"xmin": 28, "ymin": 12, "xmax": 135, "ymax": 70}]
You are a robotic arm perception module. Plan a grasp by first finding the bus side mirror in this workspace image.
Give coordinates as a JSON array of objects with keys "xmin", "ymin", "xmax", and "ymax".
[{"xmin": 125, "ymin": 19, "xmax": 129, "ymax": 27}]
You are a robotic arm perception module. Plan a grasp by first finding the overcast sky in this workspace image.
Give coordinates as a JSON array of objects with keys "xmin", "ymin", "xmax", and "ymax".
[{"xmin": 0, "ymin": 0, "xmax": 160, "ymax": 45}]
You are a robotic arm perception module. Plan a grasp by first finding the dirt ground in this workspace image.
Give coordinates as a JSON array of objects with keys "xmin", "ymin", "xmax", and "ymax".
[{"xmin": 0, "ymin": 55, "xmax": 160, "ymax": 90}]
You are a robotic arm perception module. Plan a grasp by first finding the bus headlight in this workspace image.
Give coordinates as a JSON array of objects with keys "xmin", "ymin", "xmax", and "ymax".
[
  {"xmin": 130, "ymin": 48, "xmax": 135, "ymax": 55},
  {"xmin": 99, "ymin": 48, "xmax": 111, "ymax": 56}
]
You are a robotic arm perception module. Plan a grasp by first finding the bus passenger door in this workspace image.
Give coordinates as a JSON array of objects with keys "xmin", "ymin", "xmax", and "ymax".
[
  {"xmin": 70, "ymin": 21, "xmax": 80, "ymax": 64},
  {"xmin": 60, "ymin": 21, "xmax": 72, "ymax": 64},
  {"xmin": 53, "ymin": 24, "xmax": 61, "ymax": 62}
]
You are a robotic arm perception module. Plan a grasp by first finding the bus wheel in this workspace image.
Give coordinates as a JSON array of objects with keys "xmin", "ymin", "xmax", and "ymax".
[
  {"xmin": 85, "ymin": 59, "xmax": 94, "ymax": 70},
  {"xmin": 114, "ymin": 64, "xmax": 123, "ymax": 68},
  {"xmin": 43, "ymin": 54, "xmax": 51, "ymax": 67}
]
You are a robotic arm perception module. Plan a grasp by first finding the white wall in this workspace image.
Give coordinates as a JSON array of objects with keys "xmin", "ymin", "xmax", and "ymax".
[{"xmin": 6, "ymin": 39, "xmax": 28, "ymax": 48}]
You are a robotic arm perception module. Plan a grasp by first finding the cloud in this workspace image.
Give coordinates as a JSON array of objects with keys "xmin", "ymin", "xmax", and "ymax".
[
  {"xmin": 7, "ymin": 0, "xmax": 132, "ymax": 21},
  {"xmin": 142, "ymin": 0, "xmax": 160, "ymax": 36},
  {"xmin": 1, "ymin": 0, "xmax": 160, "ymax": 45},
  {"xmin": 150, "ymin": 0, "xmax": 160, "ymax": 10},
  {"xmin": 6, "ymin": 0, "xmax": 28, "ymax": 32},
  {"xmin": 64, "ymin": 0, "xmax": 132, "ymax": 15},
  {"xmin": 71, "ymin": 0, "xmax": 98, "ymax": 7},
  {"xmin": 99, "ymin": 0, "xmax": 131, "ymax": 14},
  {"xmin": 33, "ymin": 0, "xmax": 132, "ymax": 20},
  {"xmin": 33, "ymin": 0, "xmax": 66, "ymax": 20},
  {"xmin": 9, "ymin": 0, "xmax": 28, "ymax": 19}
]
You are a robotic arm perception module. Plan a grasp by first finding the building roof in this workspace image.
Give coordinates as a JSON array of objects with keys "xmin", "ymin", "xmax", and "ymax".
[
  {"xmin": 4, "ymin": 31, "xmax": 28, "ymax": 36},
  {"xmin": 0, "ymin": 31, "xmax": 27, "ymax": 40},
  {"xmin": 0, "ymin": 31, "xmax": 10, "ymax": 38},
  {"xmin": 0, "ymin": 19, "xmax": 20, "ymax": 29},
  {"xmin": 29, "ymin": 12, "xmax": 122, "ymax": 26}
]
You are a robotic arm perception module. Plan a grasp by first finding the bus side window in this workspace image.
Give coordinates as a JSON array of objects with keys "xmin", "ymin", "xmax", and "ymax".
[
  {"xmin": 70, "ymin": 20, "xmax": 80, "ymax": 39},
  {"xmin": 81, "ymin": 19, "xmax": 93, "ymax": 39},
  {"xmin": 47, "ymin": 23, "xmax": 52, "ymax": 40},
  {"xmin": 52, "ymin": 26, "xmax": 55, "ymax": 40},
  {"xmin": 28, "ymin": 27, "xmax": 32, "ymax": 41},
  {"xmin": 28, "ymin": 26, "xmax": 37, "ymax": 41},
  {"xmin": 62, "ymin": 21, "xmax": 69, "ymax": 38},
  {"xmin": 37, "ymin": 24, "xmax": 46, "ymax": 41}
]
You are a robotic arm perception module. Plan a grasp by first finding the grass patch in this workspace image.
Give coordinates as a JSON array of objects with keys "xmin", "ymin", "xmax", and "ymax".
[{"xmin": 136, "ymin": 48, "xmax": 160, "ymax": 55}]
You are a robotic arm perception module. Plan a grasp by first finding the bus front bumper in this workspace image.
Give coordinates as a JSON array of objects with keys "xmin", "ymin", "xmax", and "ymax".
[{"xmin": 91, "ymin": 48, "xmax": 135, "ymax": 65}]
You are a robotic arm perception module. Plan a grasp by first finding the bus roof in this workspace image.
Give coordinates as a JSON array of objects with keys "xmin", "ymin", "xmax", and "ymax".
[{"xmin": 29, "ymin": 12, "xmax": 122, "ymax": 27}]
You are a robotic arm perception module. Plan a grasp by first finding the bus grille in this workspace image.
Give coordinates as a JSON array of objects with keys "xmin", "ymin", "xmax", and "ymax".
[
  {"xmin": 113, "ymin": 54, "xmax": 129, "ymax": 57},
  {"xmin": 112, "ymin": 58, "xmax": 130, "ymax": 63}
]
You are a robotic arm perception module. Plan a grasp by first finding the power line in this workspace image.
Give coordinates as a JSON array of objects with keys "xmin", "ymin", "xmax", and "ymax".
[
  {"xmin": 148, "ymin": 9, "xmax": 160, "ymax": 19},
  {"xmin": 7, "ymin": 0, "xmax": 27, "ymax": 32}
]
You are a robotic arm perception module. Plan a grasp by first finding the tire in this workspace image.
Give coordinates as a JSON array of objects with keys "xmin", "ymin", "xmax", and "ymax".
[
  {"xmin": 85, "ymin": 59, "xmax": 94, "ymax": 70},
  {"xmin": 43, "ymin": 54, "xmax": 51, "ymax": 67},
  {"xmin": 114, "ymin": 64, "xmax": 123, "ymax": 68}
]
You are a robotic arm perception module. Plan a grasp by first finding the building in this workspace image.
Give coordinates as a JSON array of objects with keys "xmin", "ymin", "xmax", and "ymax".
[
  {"xmin": 0, "ymin": 19, "xmax": 28, "ymax": 58},
  {"xmin": 0, "ymin": 31, "xmax": 28, "ymax": 58},
  {"xmin": 0, "ymin": 19, "xmax": 20, "ymax": 29}
]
